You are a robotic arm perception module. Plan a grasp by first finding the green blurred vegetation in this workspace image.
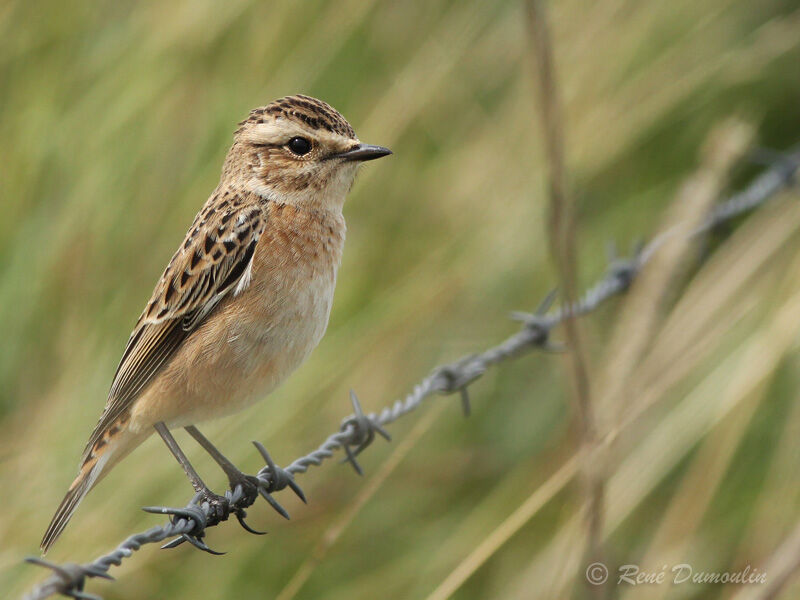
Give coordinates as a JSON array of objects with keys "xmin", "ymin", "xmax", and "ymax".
[{"xmin": 2, "ymin": 1, "xmax": 800, "ymax": 599}]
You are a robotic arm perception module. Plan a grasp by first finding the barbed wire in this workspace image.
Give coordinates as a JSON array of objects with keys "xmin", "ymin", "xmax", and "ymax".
[{"xmin": 22, "ymin": 148, "xmax": 799, "ymax": 600}]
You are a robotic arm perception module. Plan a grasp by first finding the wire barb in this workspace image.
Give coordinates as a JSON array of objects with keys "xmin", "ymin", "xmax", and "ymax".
[
  {"xmin": 23, "ymin": 558, "xmax": 112, "ymax": 600},
  {"xmin": 606, "ymin": 243, "xmax": 642, "ymax": 293},
  {"xmin": 253, "ymin": 441, "xmax": 307, "ymax": 503},
  {"xmin": 257, "ymin": 487, "xmax": 290, "ymax": 520},
  {"xmin": 510, "ymin": 288, "xmax": 563, "ymax": 351},
  {"xmin": 433, "ymin": 356, "xmax": 486, "ymax": 417},
  {"xmin": 20, "ymin": 152, "xmax": 799, "ymax": 600},
  {"xmin": 339, "ymin": 391, "xmax": 392, "ymax": 475}
]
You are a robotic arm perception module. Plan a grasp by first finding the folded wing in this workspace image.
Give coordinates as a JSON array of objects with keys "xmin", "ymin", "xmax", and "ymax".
[{"xmin": 82, "ymin": 197, "xmax": 266, "ymax": 462}]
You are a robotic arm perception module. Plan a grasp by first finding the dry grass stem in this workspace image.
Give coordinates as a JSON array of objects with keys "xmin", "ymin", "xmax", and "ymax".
[{"xmin": 525, "ymin": 3, "xmax": 603, "ymax": 597}]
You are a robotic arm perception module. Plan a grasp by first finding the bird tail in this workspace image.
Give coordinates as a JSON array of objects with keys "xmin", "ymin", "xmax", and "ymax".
[{"xmin": 41, "ymin": 418, "xmax": 141, "ymax": 554}]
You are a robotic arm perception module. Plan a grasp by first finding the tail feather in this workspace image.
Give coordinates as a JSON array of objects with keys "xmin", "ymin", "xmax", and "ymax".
[
  {"xmin": 40, "ymin": 467, "xmax": 96, "ymax": 554},
  {"xmin": 41, "ymin": 419, "xmax": 141, "ymax": 554}
]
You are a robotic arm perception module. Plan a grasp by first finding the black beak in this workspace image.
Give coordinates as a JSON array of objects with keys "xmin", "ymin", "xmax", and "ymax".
[{"xmin": 335, "ymin": 143, "xmax": 393, "ymax": 162}]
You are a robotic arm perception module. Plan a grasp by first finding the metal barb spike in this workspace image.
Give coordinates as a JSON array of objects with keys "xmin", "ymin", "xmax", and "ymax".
[
  {"xmin": 251, "ymin": 440, "xmax": 307, "ymax": 502},
  {"xmin": 252, "ymin": 440, "xmax": 276, "ymax": 471},
  {"xmin": 142, "ymin": 505, "xmax": 175, "ymax": 515},
  {"xmin": 286, "ymin": 477, "xmax": 307, "ymax": 504},
  {"xmin": 536, "ymin": 288, "xmax": 559, "ymax": 315},
  {"xmin": 509, "ymin": 311, "xmax": 533, "ymax": 323},
  {"xmin": 257, "ymin": 487, "xmax": 290, "ymax": 520},
  {"xmin": 372, "ymin": 421, "xmax": 392, "ymax": 442},
  {"xmin": 339, "ymin": 390, "xmax": 391, "ymax": 472},
  {"xmin": 349, "ymin": 390, "xmax": 363, "ymax": 417},
  {"xmin": 160, "ymin": 537, "xmax": 186, "ymax": 550},
  {"xmin": 24, "ymin": 557, "xmax": 72, "ymax": 580},
  {"xmin": 341, "ymin": 442, "xmax": 364, "ymax": 476},
  {"xmin": 83, "ymin": 566, "xmax": 114, "ymax": 581},
  {"xmin": 459, "ymin": 387, "xmax": 471, "ymax": 417},
  {"xmin": 143, "ymin": 503, "xmax": 207, "ymax": 537}
]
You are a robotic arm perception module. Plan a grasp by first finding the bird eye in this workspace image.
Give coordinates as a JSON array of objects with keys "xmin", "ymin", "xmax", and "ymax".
[{"xmin": 287, "ymin": 137, "xmax": 312, "ymax": 156}]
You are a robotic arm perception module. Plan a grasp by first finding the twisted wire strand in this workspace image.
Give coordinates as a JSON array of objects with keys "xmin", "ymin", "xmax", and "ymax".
[{"xmin": 22, "ymin": 150, "xmax": 799, "ymax": 600}]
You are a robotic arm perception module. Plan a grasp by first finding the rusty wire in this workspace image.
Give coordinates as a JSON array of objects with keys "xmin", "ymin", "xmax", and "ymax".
[{"xmin": 21, "ymin": 148, "xmax": 799, "ymax": 600}]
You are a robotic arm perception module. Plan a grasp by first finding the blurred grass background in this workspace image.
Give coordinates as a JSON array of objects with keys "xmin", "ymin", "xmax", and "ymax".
[{"xmin": 2, "ymin": 0, "xmax": 800, "ymax": 598}]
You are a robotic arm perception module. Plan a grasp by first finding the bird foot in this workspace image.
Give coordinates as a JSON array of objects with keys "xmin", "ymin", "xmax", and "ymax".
[
  {"xmin": 195, "ymin": 488, "xmax": 231, "ymax": 526},
  {"xmin": 143, "ymin": 497, "xmax": 225, "ymax": 555},
  {"xmin": 225, "ymin": 473, "xmax": 268, "ymax": 535},
  {"xmin": 228, "ymin": 469, "xmax": 290, "ymax": 530}
]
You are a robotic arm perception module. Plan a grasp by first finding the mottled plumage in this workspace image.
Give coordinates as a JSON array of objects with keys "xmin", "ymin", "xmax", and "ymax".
[{"xmin": 42, "ymin": 95, "xmax": 391, "ymax": 552}]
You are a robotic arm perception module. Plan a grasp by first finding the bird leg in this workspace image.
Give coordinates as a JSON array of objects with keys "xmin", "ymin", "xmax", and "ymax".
[
  {"xmin": 153, "ymin": 422, "xmax": 229, "ymax": 523},
  {"xmin": 184, "ymin": 425, "xmax": 249, "ymax": 488},
  {"xmin": 184, "ymin": 425, "xmax": 291, "ymax": 522}
]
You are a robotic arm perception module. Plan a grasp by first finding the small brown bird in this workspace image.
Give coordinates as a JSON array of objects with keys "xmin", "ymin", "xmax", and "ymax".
[{"xmin": 41, "ymin": 95, "xmax": 391, "ymax": 552}]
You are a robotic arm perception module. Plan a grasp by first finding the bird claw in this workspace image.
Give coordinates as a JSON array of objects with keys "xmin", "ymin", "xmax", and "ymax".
[
  {"xmin": 144, "ymin": 496, "xmax": 225, "ymax": 555},
  {"xmin": 221, "ymin": 479, "xmax": 268, "ymax": 534},
  {"xmin": 160, "ymin": 532, "xmax": 225, "ymax": 555},
  {"xmin": 200, "ymin": 444, "xmax": 305, "ymax": 530},
  {"xmin": 153, "ymin": 441, "xmax": 306, "ymax": 541},
  {"xmin": 180, "ymin": 532, "xmax": 225, "ymax": 555},
  {"xmin": 229, "ymin": 473, "xmax": 291, "ymax": 522},
  {"xmin": 195, "ymin": 490, "xmax": 230, "ymax": 526},
  {"xmin": 159, "ymin": 529, "xmax": 225, "ymax": 555},
  {"xmin": 235, "ymin": 509, "xmax": 267, "ymax": 535}
]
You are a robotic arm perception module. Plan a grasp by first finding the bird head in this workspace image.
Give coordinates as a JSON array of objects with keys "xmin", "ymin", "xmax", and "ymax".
[{"xmin": 227, "ymin": 95, "xmax": 391, "ymax": 211}]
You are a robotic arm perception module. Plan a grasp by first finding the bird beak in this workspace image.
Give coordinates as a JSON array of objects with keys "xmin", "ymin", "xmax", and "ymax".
[{"xmin": 335, "ymin": 144, "xmax": 393, "ymax": 162}]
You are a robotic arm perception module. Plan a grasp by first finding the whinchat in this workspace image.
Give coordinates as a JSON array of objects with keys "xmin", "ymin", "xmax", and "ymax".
[{"xmin": 42, "ymin": 95, "xmax": 391, "ymax": 552}]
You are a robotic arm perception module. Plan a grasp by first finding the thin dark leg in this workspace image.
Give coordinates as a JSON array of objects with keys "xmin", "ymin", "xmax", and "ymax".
[
  {"xmin": 184, "ymin": 425, "xmax": 243, "ymax": 486},
  {"xmin": 154, "ymin": 421, "xmax": 231, "ymax": 528},
  {"xmin": 154, "ymin": 422, "xmax": 209, "ymax": 494}
]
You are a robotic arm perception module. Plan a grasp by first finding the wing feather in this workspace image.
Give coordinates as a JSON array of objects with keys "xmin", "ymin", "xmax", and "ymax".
[{"xmin": 81, "ymin": 196, "xmax": 265, "ymax": 462}]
